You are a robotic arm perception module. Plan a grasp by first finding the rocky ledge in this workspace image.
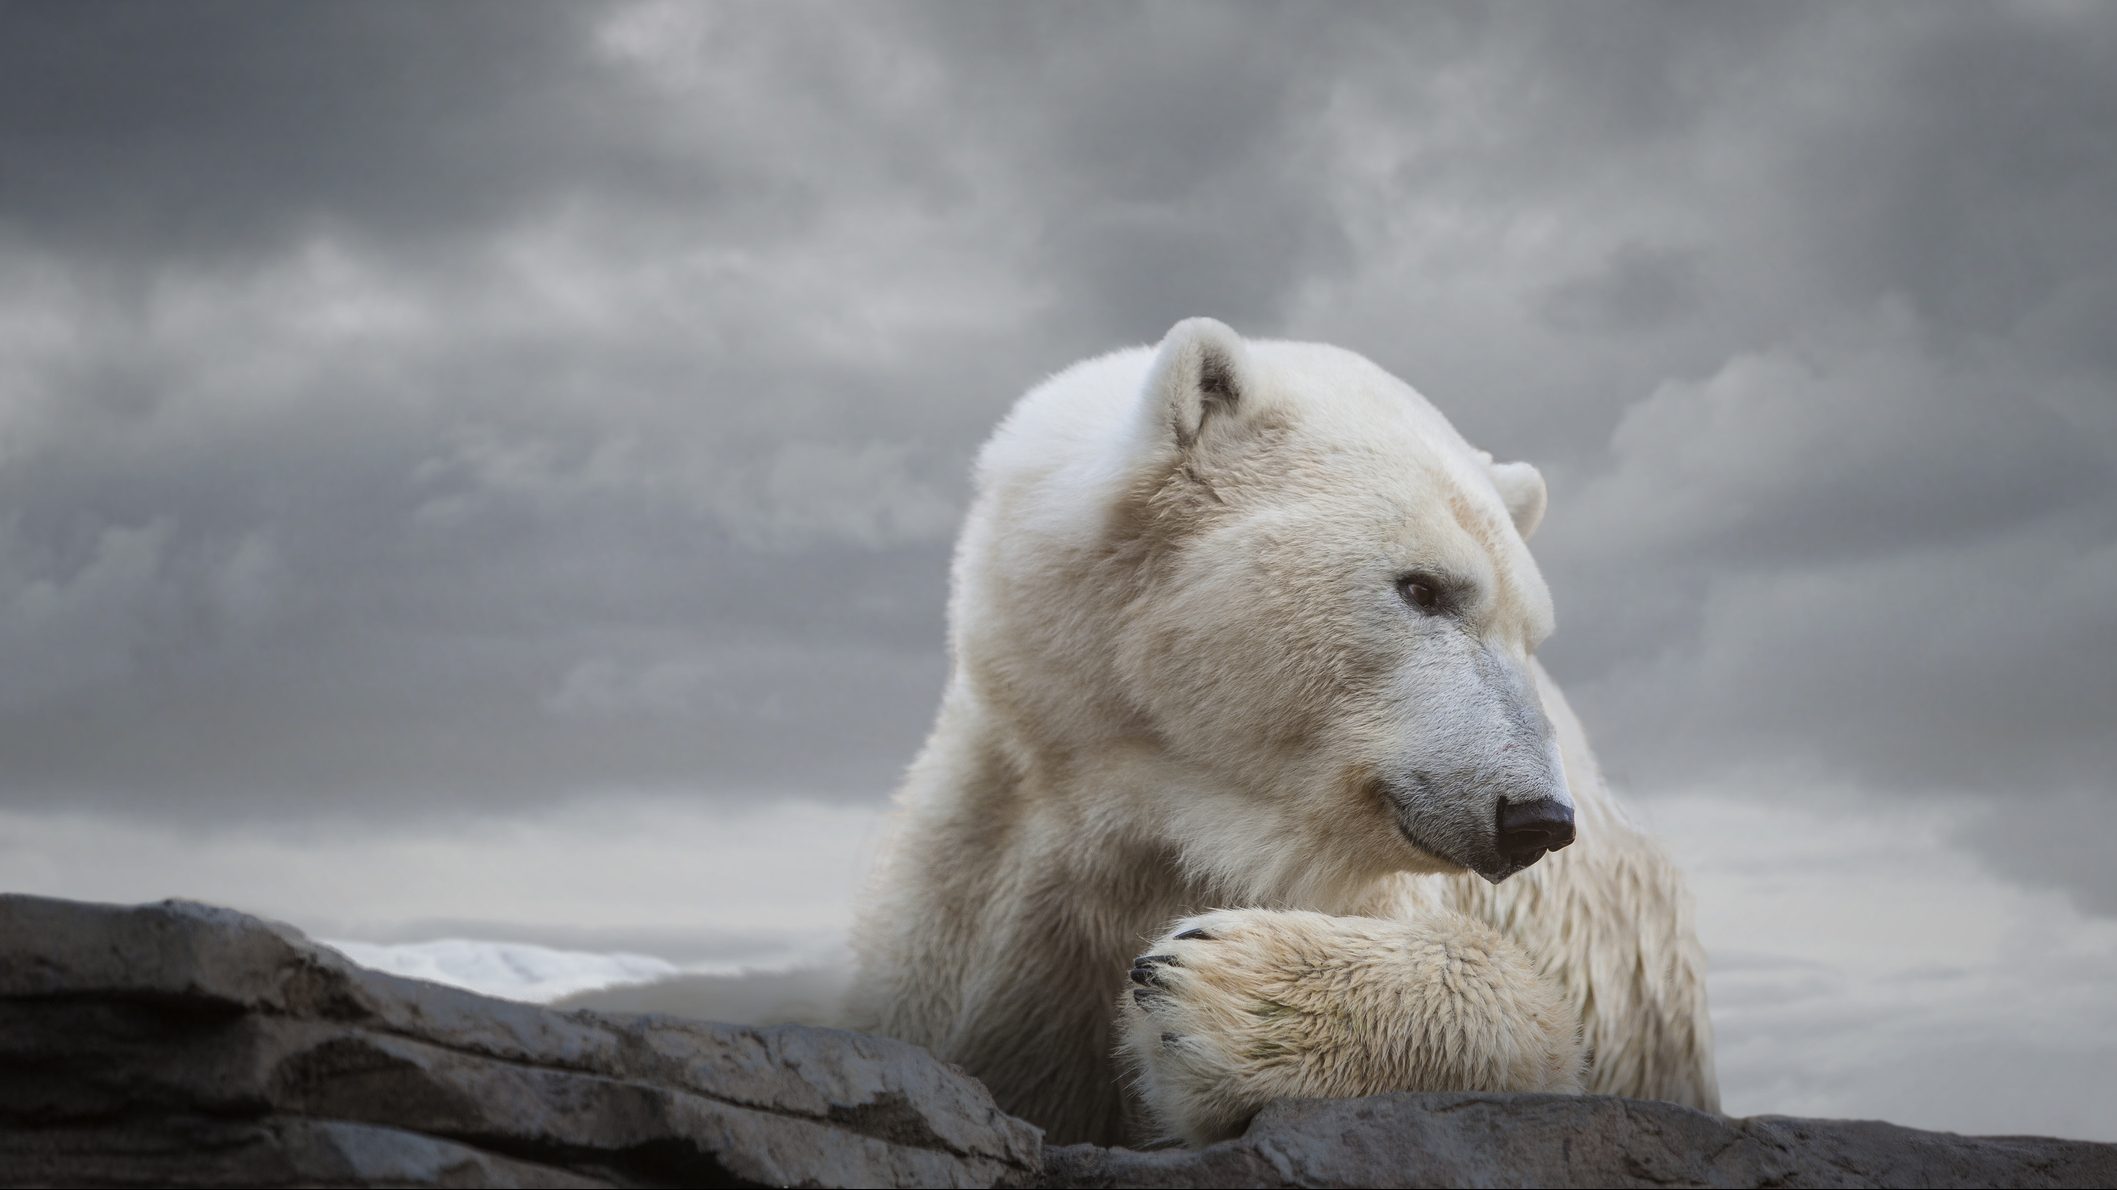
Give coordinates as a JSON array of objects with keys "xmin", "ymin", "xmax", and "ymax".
[{"xmin": 1, "ymin": 895, "xmax": 2110, "ymax": 1189}]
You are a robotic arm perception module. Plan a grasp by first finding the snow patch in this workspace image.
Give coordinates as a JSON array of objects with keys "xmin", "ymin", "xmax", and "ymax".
[{"xmin": 324, "ymin": 937, "xmax": 682, "ymax": 1004}]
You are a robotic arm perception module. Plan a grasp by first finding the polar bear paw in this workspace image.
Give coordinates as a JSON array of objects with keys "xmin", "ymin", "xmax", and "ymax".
[{"xmin": 1117, "ymin": 907, "xmax": 1585, "ymax": 1145}]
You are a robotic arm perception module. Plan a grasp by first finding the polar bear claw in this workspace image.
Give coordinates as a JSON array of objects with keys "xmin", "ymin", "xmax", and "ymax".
[{"xmin": 1118, "ymin": 908, "xmax": 1585, "ymax": 1144}]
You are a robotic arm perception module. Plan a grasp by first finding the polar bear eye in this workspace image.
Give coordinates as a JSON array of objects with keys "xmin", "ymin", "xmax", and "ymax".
[{"xmin": 1396, "ymin": 574, "xmax": 1447, "ymax": 615}]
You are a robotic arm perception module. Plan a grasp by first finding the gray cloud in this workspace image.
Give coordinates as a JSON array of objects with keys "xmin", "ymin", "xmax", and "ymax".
[
  {"xmin": 2, "ymin": 4, "xmax": 613, "ymax": 260},
  {"xmin": 1959, "ymin": 788, "xmax": 2117, "ymax": 918},
  {"xmin": 1539, "ymin": 242, "xmax": 1706, "ymax": 336},
  {"xmin": 1, "ymin": 4, "xmax": 2113, "ymax": 922}
]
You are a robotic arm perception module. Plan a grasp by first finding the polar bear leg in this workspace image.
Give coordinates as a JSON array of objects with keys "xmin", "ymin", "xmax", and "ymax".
[{"xmin": 1117, "ymin": 908, "xmax": 1585, "ymax": 1146}]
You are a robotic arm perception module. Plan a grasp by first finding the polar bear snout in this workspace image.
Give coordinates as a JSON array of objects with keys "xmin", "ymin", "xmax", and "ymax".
[{"xmin": 1496, "ymin": 797, "xmax": 1575, "ymax": 867}]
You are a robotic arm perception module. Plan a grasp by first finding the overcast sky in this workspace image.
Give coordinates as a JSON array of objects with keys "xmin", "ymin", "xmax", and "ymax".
[{"xmin": 4, "ymin": 1, "xmax": 2114, "ymax": 1141}]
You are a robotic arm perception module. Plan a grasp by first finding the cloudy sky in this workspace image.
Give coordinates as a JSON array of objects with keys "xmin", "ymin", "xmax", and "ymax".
[{"xmin": 4, "ymin": 1, "xmax": 2114, "ymax": 1141}]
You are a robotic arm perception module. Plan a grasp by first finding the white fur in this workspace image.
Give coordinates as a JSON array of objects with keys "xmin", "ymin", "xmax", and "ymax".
[
  {"xmin": 845, "ymin": 320, "xmax": 1717, "ymax": 1145},
  {"xmin": 1120, "ymin": 908, "xmax": 1583, "ymax": 1146}
]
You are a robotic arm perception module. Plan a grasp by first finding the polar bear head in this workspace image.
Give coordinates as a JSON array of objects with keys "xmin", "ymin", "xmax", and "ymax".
[{"xmin": 959, "ymin": 318, "xmax": 1574, "ymax": 899}]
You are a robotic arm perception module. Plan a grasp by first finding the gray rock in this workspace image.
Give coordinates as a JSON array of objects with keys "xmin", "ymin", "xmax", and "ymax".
[
  {"xmin": 1041, "ymin": 1093, "xmax": 2117, "ymax": 1188},
  {"xmin": 3, "ymin": 893, "xmax": 2113, "ymax": 1189},
  {"xmin": 0, "ymin": 895, "xmax": 1038, "ymax": 1187}
]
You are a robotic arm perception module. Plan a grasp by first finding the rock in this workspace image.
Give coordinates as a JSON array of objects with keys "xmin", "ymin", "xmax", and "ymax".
[
  {"xmin": 1041, "ymin": 1094, "xmax": 2117, "ymax": 1188},
  {"xmin": 0, "ymin": 895, "xmax": 1039, "ymax": 1187},
  {"xmin": 3, "ymin": 893, "xmax": 2113, "ymax": 1189}
]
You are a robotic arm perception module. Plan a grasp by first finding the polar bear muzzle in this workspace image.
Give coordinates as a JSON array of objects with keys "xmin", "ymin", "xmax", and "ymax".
[
  {"xmin": 1390, "ymin": 765, "xmax": 1574, "ymax": 884},
  {"xmin": 1382, "ymin": 632, "xmax": 1577, "ymax": 882}
]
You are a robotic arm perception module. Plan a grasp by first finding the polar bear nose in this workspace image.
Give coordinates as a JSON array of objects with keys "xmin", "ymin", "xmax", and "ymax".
[{"xmin": 1496, "ymin": 798, "xmax": 1576, "ymax": 866}]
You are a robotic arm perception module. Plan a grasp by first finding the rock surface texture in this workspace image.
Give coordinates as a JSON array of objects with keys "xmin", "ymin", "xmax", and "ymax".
[{"xmin": 2, "ymin": 895, "xmax": 2111, "ymax": 1189}]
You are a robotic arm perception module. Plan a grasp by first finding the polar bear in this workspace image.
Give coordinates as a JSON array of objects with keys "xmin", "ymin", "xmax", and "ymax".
[{"xmin": 844, "ymin": 318, "xmax": 1717, "ymax": 1147}]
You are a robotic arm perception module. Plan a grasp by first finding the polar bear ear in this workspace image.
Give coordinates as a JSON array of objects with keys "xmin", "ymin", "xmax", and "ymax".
[
  {"xmin": 1488, "ymin": 459, "xmax": 1548, "ymax": 540},
  {"xmin": 1144, "ymin": 317, "xmax": 1256, "ymax": 447}
]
